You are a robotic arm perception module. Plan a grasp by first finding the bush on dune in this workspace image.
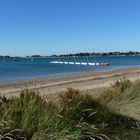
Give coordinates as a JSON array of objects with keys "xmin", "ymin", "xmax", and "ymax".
[
  {"xmin": 58, "ymin": 88, "xmax": 140, "ymax": 140},
  {"xmin": 0, "ymin": 79, "xmax": 140, "ymax": 140},
  {"xmin": 0, "ymin": 89, "xmax": 107, "ymax": 140},
  {"xmin": 99, "ymin": 78, "xmax": 140, "ymax": 121}
]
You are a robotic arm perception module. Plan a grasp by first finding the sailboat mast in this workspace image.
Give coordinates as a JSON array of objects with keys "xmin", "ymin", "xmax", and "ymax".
[
  {"xmin": 93, "ymin": 49, "xmax": 96, "ymax": 63},
  {"xmin": 85, "ymin": 49, "xmax": 88, "ymax": 63}
]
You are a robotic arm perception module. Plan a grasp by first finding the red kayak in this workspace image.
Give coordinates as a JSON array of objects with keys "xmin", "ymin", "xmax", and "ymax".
[{"xmin": 100, "ymin": 63, "xmax": 110, "ymax": 66}]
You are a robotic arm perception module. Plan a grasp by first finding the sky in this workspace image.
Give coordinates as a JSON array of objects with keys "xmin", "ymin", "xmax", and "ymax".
[{"xmin": 0, "ymin": 0, "xmax": 140, "ymax": 56}]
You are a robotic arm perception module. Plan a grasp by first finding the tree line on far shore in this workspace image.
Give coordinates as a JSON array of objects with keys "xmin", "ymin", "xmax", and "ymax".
[
  {"xmin": 0, "ymin": 51, "xmax": 140, "ymax": 59},
  {"xmin": 51, "ymin": 51, "xmax": 140, "ymax": 57}
]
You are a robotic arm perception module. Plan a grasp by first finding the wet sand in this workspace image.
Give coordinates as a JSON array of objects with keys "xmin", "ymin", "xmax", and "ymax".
[{"xmin": 0, "ymin": 67, "xmax": 140, "ymax": 97}]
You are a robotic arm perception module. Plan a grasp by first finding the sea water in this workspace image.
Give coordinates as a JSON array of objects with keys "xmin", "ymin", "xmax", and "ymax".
[{"xmin": 0, "ymin": 56, "xmax": 140, "ymax": 82}]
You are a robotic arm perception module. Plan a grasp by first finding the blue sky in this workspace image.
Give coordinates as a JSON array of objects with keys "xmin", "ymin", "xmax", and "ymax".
[{"xmin": 0, "ymin": 0, "xmax": 140, "ymax": 56}]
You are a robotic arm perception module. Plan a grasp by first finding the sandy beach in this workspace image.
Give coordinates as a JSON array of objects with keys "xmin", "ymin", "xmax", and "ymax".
[{"xmin": 0, "ymin": 67, "xmax": 140, "ymax": 97}]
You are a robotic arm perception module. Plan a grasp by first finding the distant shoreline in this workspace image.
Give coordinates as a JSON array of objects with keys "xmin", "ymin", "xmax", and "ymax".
[{"xmin": 0, "ymin": 51, "xmax": 140, "ymax": 58}]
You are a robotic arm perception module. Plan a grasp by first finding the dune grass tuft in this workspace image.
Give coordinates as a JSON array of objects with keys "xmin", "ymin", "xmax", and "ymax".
[{"xmin": 1, "ymin": 79, "xmax": 140, "ymax": 140}]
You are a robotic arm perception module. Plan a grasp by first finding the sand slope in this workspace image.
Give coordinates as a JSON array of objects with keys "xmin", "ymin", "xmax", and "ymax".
[{"xmin": 0, "ymin": 67, "xmax": 140, "ymax": 97}]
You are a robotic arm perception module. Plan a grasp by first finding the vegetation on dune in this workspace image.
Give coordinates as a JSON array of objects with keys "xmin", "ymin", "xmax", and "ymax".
[
  {"xmin": 0, "ymin": 78, "xmax": 140, "ymax": 140},
  {"xmin": 99, "ymin": 78, "xmax": 140, "ymax": 121}
]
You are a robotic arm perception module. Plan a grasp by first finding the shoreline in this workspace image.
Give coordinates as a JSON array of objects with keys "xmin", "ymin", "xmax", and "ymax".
[{"xmin": 0, "ymin": 66, "xmax": 140, "ymax": 97}]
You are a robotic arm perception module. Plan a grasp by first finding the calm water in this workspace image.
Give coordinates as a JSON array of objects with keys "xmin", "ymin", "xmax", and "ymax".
[{"xmin": 0, "ymin": 56, "xmax": 140, "ymax": 82}]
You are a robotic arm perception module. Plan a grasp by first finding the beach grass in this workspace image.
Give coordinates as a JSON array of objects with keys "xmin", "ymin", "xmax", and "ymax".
[
  {"xmin": 0, "ymin": 78, "xmax": 140, "ymax": 140},
  {"xmin": 99, "ymin": 78, "xmax": 140, "ymax": 121}
]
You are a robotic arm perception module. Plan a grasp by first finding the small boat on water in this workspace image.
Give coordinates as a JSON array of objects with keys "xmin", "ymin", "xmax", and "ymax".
[
  {"xmin": 88, "ymin": 63, "xmax": 95, "ymax": 66},
  {"xmin": 58, "ymin": 62, "xmax": 63, "ymax": 64},
  {"xmin": 64, "ymin": 62, "xmax": 69, "ymax": 64},
  {"xmin": 69, "ymin": 62, "xmax": 75, "ymax": 64},
  {"xmin": 50, "ymin": 61, "xmax": 59, "ymax": 64},
  {"xmin": 81, "ymin": 62, "xmax": 88, "ymax": 65},
  {"xmin": 95, "ymin": 63, "xmax": 100, "ymax": 66},
  {"xmin": 75, "ymin": 62, "xmax": 81, "ymax": 65},
  {"xmin": 100, "ymin": 63, "xmax": 110, "ymax": 66}
]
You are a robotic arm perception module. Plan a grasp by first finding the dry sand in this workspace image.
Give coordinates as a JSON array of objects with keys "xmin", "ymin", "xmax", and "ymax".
[{"xmin": 0, "ymin": 67, "xmax": 140, "ymax": 97}]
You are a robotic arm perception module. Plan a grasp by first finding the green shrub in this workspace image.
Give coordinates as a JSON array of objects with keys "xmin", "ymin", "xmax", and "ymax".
[
  {"xmin": 112, "ymin": 77, "xmax": 132, "ymax": 93},
  {"xmin": 1, "ymin": 80, "xmax": 140, "ymax": 140}
]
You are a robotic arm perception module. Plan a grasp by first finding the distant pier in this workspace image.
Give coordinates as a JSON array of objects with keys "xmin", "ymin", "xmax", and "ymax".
[{"xmin": 50, "ymin": 61, "xmax": 100, "ymax": 66}]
